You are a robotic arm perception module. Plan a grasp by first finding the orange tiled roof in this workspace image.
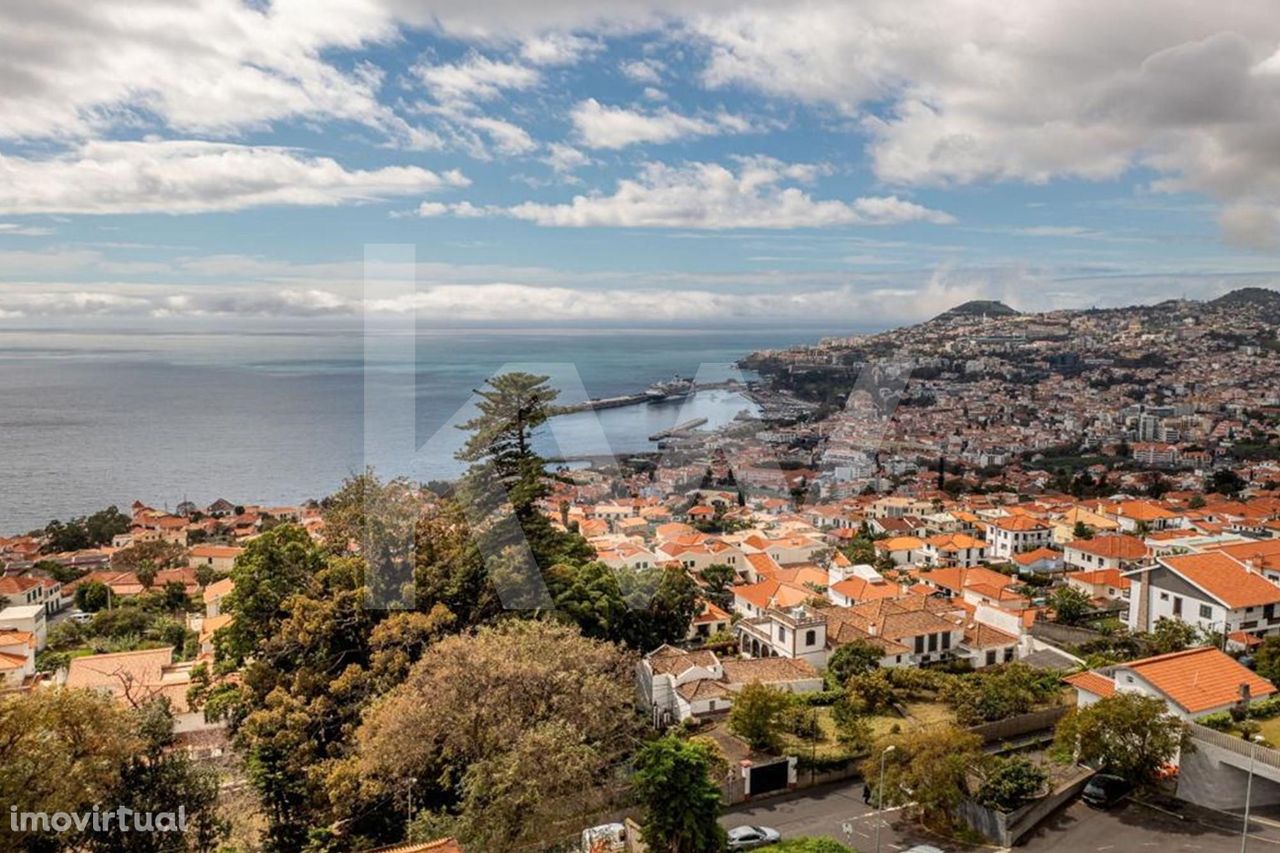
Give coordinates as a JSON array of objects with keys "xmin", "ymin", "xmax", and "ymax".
[
  {"xmin": 1161, "ymin": 553, "xmax": 1280, "ymax": 609},
  {"xmin": 1066, "ymin": 534, "xmax": 1149, "ymax": 561},
  {"xmin": 1064, "ymin": 670, "xmax": 1116, "ymax": 698},
  {"xmin": 1068, "ymin": 568, "xmax": 1130, "ymax": 590},
  {"xmin": 1123, "ymin": 647, "xmax": 1276, "ymax": 714}
]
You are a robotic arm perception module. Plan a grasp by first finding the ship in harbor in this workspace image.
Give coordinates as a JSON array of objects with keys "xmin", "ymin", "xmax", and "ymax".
[{"xmin": 645, "ymin": 374, "xmax": 694, "ymax": 403}]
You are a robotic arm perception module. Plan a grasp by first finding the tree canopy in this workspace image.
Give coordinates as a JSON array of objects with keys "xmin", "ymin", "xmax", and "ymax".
[
  {"xmin": 1053, "ymin": 693, "xmax": 1187, "ymax": 782},
  {"xmin": 632, "ymin": 734, "xmax": 727, "ymax": 853}
]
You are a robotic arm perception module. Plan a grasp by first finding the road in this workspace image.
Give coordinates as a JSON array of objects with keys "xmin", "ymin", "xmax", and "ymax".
[{"xmin": 721, "ymin": 782, "xmax": 1280, "ymax": 852}]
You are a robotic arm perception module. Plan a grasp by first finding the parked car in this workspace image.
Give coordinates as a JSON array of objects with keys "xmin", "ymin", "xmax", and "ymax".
[
  {"xmin": 726, "ymin": 825, "xmax": 781, "ymax": 849},
  {"xmin": 1081, "ymin": 773, "xmax": 1132, "ymax": 808},
  {"xmin": 902, "ymin": 846, "xmax": 946, "ymax": 853},
  {"xmin": 68, "ymin": 611, "xmax": 94, "ymax": 624}
]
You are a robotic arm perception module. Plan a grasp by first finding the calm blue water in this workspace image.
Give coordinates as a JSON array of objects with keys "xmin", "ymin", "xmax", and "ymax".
[{"xmin": 0, "ymin": 326, "xmax": 849, "ymax": 532}]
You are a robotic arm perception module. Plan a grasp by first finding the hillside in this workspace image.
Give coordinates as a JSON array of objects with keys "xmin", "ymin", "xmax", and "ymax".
[
  {"xmin": 1210, "ymin": 287, "xmax": 1280, "ymax": 310},
  {"xmin": 932, "ymin": 300, "xmax": 1019, "ymax": 321}
]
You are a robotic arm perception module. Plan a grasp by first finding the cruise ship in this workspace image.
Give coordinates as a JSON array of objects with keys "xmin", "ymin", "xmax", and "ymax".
[{"xmin": 645, "ymin": 374, "xmax": 694, "ymax": 403}]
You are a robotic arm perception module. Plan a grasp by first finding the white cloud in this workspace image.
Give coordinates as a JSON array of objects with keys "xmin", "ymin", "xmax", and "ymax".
[
  {"xmin": 0, "ymin": 139, "xmax": 469, "ymax": 215},
  {"xmin": 684, "ymin": 1, "xmax": 1280, "ymax": 244},
  {"xmin": 464, "ymin": 116, "xmax": 538, "ymax": 154},
  {"xmin": 499, "ymin": 157, "xmax": 953, "ymax": 228},
  {"xmin": 0, "ymin": 0, "xmax": 420, "ymax": 141},
  {"xmin": 520, "ymin": 33, "xmax": 600, "ymax": 65},
  {"xmin": 570, "ymin": 98, "xmax": 757, "ymax": 149},
  {"xmin": 414, "ymin": 53, "xmax": 541, "ymax": 105},
  {"xmin": 545, "ymin": 143, "xmax": 593, "ymax": 173},
  {"xmin": 620, "ymin": 58, "xmax": 665, "ymax": 84}
]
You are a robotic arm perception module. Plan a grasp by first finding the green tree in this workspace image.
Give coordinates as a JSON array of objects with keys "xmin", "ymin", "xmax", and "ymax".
[
  {"xmin": 218, "ymin": 524, "xmax": 324, "ymax": 665},
  {"xmin": 36, "ymin": 558, "xmax": 84, "ymax": 584},
  {"xmin": 334, "ymin": 620, "xmax": 639, "ymax": 851},
  {"xmin": 700, "ymin": 563, "xmax": 737, "ymax": 609},
  {"xmin": 1053, "ymin": 693, "xmax": 1187, "ymax": 783},
  {"xmin": 976, "ymin": 756, "xmax": 1048, "ymax": 812},
  {"xmin": 728, "ymin": 682, "xmax": 792, "ymax": 751},
  {"xmin": 75, "ymin": 579, "xmax": 111, "ymax": 612},
  {"xmin": 136, "ymin": 562, "xmax": 158, "ymax": 590},
  {"xmin": 1051, "ymin": 585, "xmax": 1093, "ymax": 626},
  {"xmin": 88, "ymin": 699, "xmax": 227, "ymax": 852},
  {"xmin": 1072, "ymin": 521, "xmax": 1094, "ymax": 540},
  {"xmin": 85, "ymin": 505, "xmax": 132, "ymax": 546},
  {"xmin": 114, "ymin": 540, "xmax": 187, "ymax": 572},
  {"xmin": 1256, "ymin": 635, "xmax": 1280, "ymax": 684},
  {"xmin": 0, "ymin": 689, "xmax": 140, "ymax": 849},
  {"xmin": 456, "ymin": 371, "xmax": 559, "ymax": 513},
  {"xmin": 1209, "ymin": 469, "xmax": 1247, "ymax": 497},
  {"xmin": 826, "ymin": 639, "xmax": 883, "ymax": 687},
  {"xmin": 43, "ymin": 518, "xmax": 91, "ymax": 553},
  {"xmin": 861, "ymin": 726, "xmax": 984, "ymax": 822},
  {"xmin": 941, "ymin": 663, "xmax": 1060, "ymax": 726},
  {"xmin": 632, "ymin": 734, "xmax": 727, "ymax": 853},
  {"xmin": 845, "ymin": 668, "xmax": 900, "ymax": 713},
  {"xmin": 1143, "ymin": 617, "xmax": 1200, "ymax": 656}
]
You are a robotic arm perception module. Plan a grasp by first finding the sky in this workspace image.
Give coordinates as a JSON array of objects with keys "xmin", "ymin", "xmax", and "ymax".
[{"xmin": 4, "ymin": 1, "xmax": 1280, "ymax": 329}]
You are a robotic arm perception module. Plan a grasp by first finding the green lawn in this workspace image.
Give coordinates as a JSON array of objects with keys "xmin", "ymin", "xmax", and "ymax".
[{"xmin": 777, "ymin": 701, "xmax": 958, "ymax": 762}]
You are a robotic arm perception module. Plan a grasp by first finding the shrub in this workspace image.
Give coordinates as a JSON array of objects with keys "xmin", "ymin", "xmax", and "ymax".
[{"xmin": 976, "ymin": 757, "xmax": 1048, "ymax": 812}]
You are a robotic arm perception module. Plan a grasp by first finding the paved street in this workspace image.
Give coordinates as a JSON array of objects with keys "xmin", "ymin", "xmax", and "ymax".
[
  {"xmin": 721, "ymin": 782, "xmax": 1280, "ymax": 852},
  {"xmin": 722, "ymin": 782, "xmax": 964, "ymax": 851}
]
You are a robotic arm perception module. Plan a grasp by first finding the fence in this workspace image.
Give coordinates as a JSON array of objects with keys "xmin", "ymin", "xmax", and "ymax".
[
  {"xmin": 968, "ymin": 705, "xmax": 1071, "ymax": 745},
  {"xmin": 1188, "ymin": 721, "xmax": 1280, "ymax": 772},
  {"xmin": 1029, "ymin": 621, "xmax": 1104, "ymax": 647}
]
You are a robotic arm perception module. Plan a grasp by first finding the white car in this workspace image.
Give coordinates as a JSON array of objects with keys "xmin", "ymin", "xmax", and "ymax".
[{"xmin": 726, "ymin": 825, "xmax": 781, "ymax": 849}]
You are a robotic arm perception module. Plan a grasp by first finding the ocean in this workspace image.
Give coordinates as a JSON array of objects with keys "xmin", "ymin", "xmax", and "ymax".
[{"xmin": 0, "ymin": 325, "xmax": 852, "ymax": 533}]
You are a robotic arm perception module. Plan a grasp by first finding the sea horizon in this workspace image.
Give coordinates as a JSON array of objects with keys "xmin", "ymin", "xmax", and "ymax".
[{"xmin": 0, "ymin": 324, "xmax": 868, "ymax": 533}]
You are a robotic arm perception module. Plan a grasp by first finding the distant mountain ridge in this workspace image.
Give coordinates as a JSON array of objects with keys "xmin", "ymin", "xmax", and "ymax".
[{"xmin": 1210, "ymin": 287, "xmax": 1280, "ymax": 311}]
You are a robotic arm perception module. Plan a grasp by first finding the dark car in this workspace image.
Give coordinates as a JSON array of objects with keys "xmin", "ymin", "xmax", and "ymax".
[{"xmin": 1081, "ymin": 773, "xmax": 1131, "ymax": 808}]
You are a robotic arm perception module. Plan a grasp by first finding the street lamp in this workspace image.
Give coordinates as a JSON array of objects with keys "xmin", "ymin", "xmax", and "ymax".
[
  {"xmin": 875, "ymin": 744, "xmax": 897, "ymax": 853},
  {"xmin": 1243, "ymin": 735, "xmax": 1264, "ymax": 853}
]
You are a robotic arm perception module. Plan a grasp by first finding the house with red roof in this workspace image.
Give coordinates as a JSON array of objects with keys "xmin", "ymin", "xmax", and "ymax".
[
  {"xmin": 1065, "ymin": 647, "xmax": 1275, "ymax": 720},
  {"xmin": 1126, "ymin": 552, "xmax": 1280, "ymax": 639},
  {"xmin": 1063, "ymin": 533, "xmax": 1150, "ymax": 571},
  {"xmin": 985, "ymin": 515, "xmax": 1053, "ymax": 560}
]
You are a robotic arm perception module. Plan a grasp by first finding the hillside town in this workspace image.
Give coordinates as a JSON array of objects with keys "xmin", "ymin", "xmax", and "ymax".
[{"xmin": 6, "ymin": 293, "xmax": 1280, "ymax": 851}]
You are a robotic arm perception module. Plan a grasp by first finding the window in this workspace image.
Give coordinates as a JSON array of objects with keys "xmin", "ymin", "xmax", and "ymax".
[
  {"xmin": 986, "ymin": 650, "xmax": 997, "ymax": 666},
  {"xmin": 1159, "ymin": 592, "xmax": 1169, "ymax": 601},
  {"xmin": 941, "ymin": 632, "xmax": 952, "ymax": 650},
  {"xmin": 928, "ymin": 633, "xmax": 938, "ymax": 652},
  {"xmin": 805, "ymin": 629, "xmax": 816, "ymax": 647},
  {"xmin": 778, "ymin": 626, "xmax": 787, "ymax": 642},
  {"xmin": 1172, "ymin": 596, "xmax": 1182, "ymax": 617},
  {"xmin": 1199, "ymin": 604, "xmax": 1213, "ymax": 620},
  {"xmin": 914, "ymin": 636, "xmax": 925, "ymax": 654},
  {"xmin": 1004, "ymin": 648, "xmax": 1015, "ymax": 662}
]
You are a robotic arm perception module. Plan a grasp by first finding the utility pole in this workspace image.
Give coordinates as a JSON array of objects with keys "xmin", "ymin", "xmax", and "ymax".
[
  {"xmin": 1243, "ymin": 737, "xmax": 1263, "ymax": 853},
  {"xmin": 875, "ymin": 744, "xmax": 896, "ymax": 853}
]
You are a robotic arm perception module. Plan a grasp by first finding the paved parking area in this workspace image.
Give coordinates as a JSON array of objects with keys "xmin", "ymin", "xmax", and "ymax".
[{"xmin": 720, "ymin": 782, "xmax": 1280, "ymax": 852}]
